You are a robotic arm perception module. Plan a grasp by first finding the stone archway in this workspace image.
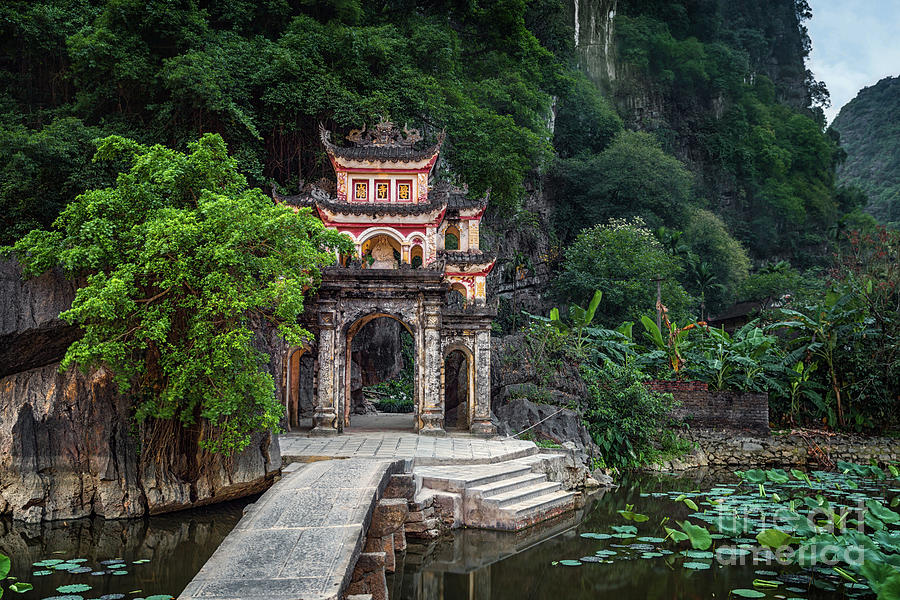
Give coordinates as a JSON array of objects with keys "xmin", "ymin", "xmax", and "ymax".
[
  {"xmin": 310, "ymin": 268, "xmax": 448, "ymax": 436},
  {"xmin": 284, "ymin": 345, "xmax": 316, "ymax": 431},
  {"xmin": 308, "ymin": 267, "xmax": 494, "ymax": 437},
  {"xmin": 344, "ymin": 312, "xmax": 416, "ymax": 429}
]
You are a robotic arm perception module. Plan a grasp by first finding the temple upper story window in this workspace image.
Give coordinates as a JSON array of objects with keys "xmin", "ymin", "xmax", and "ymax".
[
  {"xmin": 397, "ymin": 181, "xmax": 412, "ymax": 202},
  {"xmin": 444, "ymin": 224, "xmax": 460, "ymax": 250}
]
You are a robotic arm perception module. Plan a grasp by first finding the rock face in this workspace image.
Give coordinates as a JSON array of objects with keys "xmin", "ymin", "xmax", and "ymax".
[
  {"xmin": 494, "ymin": 398, "xmax": 597, "ymax": 466},
  {"xmin": 0, "ymin": 259, "xmax": 282, "ymax": 522},
  {"xmin": 491, "ymin": 333, "xmax": 600, "ymax": 464},
  {"xmin": 0, "ymin": 259, "xmax": 83, "ymax": 378}
]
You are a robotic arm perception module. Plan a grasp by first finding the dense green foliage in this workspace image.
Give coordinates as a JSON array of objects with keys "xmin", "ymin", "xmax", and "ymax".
[
  {"xmin": 0, "ymin": 0, "xmax": 587, "ymax": 246},
  {"xmin": 551, "ymin": 130, "xmax": 697, "ymax": 239},
  {"xmin": 606, "ymin": 0, "xmax": 852, "ymax": 265},
  {"xmin": 682, "ymin": 209, "xmax": 751, "ymax": 314},
  {"xmin": 520, "ymin": 295, "xmax": 688, "ymax": 468},
  {"xmin": 555, "ymin": 218, "xmax": 692, "ymax": 325},
  {"xmin": 581, "ymin": 362, "xmax": 687, "ymax": 468},
  {"xmin": 832, "ymin": 76, "xmax": 900, "ymax": 227},
  {"xmin": 4, "ymin": 134, "xmax": 352, "ymax": 452},
  {"xmin": 544, "ymin": 223, "xmax": 900, "ymax": 433}
]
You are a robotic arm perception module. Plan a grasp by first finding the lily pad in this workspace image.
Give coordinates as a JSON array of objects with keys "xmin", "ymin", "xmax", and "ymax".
[
  {"xmin": 558, "ymin": 559, "xmax": 581, "ymax": 566},
  {"xmin": 731, "ymin": 589, "xmax": 766, "ymax": 598},
  {"xmin": 683, "ymin": 561, "xmax": 712, "ymax": 570},
  {"xmin": 57, "ymin": 584, "xmax": 93, "ymax": 593},
  {"xmin": 33, "ymin": 559, "xmax": 64, "ymax": 567}
]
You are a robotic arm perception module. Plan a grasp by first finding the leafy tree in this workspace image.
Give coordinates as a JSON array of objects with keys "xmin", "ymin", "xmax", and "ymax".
[
  {"xmin": 0, "ymin": 117, "xmax": 114, "ymax": 245},
  {"xmin": 551, "ymin": 130, "xmax": 697, "ymax": 241},
  {"xmin": 5, "ymin": 134, "xmax": 353, "ymax": 453},
  {"xmin": 682, "ymin": 209, "xmax": 750, "ymax": 312},
  {"xmin": 553, "ymin": 74, "xmax": 622, "ymax": 158},
  {"xmin": 555, "ymin": 218, "xmax": 693, "ymax": 326}
]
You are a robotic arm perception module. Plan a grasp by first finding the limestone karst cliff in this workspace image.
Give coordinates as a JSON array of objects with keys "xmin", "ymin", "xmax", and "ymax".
[{"xmin": 0, "ymin": 259, "xmax": 282, "ymax": 523}]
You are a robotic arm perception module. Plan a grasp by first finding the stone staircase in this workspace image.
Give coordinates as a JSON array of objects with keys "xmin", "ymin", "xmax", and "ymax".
[{"xmin": 412, "ymin": 454, "xmax": 577, "ymax": 531}]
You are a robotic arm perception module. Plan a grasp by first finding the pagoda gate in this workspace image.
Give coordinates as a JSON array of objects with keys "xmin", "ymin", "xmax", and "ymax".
[{"xmin": 275, "ymin": 119, "xmax": 497, "ymax": 436}]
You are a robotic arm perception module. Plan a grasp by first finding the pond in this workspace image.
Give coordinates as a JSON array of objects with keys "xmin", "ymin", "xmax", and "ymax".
[
  {"xmin": 0, "ymin": 498, "xmax": 252, "ymax": 600},
  {"xmin": 391, "ymin": 467, "xmax": 899, "ymax": 600}
]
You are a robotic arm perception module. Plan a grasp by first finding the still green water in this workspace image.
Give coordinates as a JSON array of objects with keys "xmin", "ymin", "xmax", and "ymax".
[
  {"xmin": 390, "ymin": 471, "xmax": 874, "ymax": 600},
  {"xmin": 0, "ymin": 498, "xmax": 250, "ymax": 600}
]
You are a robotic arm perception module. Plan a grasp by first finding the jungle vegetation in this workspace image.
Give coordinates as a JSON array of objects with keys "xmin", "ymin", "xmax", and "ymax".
[{"xmin": 2, "ymin": 0, "xmax": 895, "ymax": 455}]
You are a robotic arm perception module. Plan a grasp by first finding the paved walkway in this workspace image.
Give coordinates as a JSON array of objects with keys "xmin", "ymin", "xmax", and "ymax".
[
  {"xmin": 179, "ymin": 459, "xmax": 400, "ymax": 600},
  {"xmin": 280, "ymin": 431, "xmax": 537, "ymax": 466}
]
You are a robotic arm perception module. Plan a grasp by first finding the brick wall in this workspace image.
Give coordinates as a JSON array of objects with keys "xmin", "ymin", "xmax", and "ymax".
[{"xmin": 646, "ymin": 381, "xmax": 769, "ymax": 433}]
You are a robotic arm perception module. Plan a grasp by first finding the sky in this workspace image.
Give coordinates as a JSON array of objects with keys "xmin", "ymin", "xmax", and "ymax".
[{"xmin": 807, "ymin": 0, "xmax": 900, "ymax": 123}]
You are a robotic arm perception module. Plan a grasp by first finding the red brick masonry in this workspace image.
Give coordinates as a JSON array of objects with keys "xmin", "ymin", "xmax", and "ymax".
[{"xmin": 645, "ymin": 380, "xmax": 769, "ymax": 433}]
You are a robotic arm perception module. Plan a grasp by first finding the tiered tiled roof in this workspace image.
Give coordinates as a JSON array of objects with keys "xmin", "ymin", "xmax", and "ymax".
[{"xmin": 273, "ymin": 186, "xmax": 446, "ymax": 216}]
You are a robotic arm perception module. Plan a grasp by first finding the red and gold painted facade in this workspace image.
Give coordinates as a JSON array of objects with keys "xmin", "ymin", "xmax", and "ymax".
[{"xmin": 304, "ymin": 120, "xmax": 495, "ymax": 305}]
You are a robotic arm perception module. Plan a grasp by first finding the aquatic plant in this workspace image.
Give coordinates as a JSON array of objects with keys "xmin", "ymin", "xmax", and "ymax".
[{"xmin": 560, "ymin": 461, "xmax": 900, "ymax": 600}]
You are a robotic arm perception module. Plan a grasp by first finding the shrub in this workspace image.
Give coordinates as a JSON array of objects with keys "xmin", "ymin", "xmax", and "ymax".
[
  {"xmin": 580, "ymin": 362, "xmax": 689, "ymax": 468},
  {"xmin": 556, "ymin": 217, "xmax": 694, "ymax": 326}
]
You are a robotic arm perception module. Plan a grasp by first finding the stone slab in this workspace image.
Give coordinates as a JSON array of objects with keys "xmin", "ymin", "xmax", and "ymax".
[
  {"xmin": 178, "ymin": 458, "xmax": 400, "ymax": 600},
  {"xmin": 280, "ymin": 431, "xmax": 537, "ymax": 467}
]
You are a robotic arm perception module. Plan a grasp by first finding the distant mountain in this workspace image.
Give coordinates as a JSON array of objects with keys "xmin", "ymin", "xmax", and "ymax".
[{"xmin": 832, "ymin": 76, "xmax": 900, "ymax": 225}]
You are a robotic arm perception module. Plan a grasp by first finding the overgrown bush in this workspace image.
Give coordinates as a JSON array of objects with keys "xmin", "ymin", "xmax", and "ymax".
[
  {"xmin": 555, "ymin": 218, "xmax": 693, "ymax": 326},
  {"xmin": 580, "ymin": 362, "xmax": 689, "ymax": 468}
]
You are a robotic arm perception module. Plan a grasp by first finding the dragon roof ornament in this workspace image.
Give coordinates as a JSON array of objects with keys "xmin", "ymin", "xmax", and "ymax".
[
  {"xmin": 346, "ymin": 115, "xmax": 422, "ymax": 147},
  {"xmin": 318, "ymin": 121, "xmax": 445, "ymax": 163}
]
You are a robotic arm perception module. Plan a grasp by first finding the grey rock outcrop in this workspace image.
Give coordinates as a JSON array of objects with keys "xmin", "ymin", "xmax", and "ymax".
[
  {"xmin": 0, "ymin": 259, "xmax": 83, "ymax": 378},
  {"xmin": 494, "ymin": 398, "xmax": 598, "ymax": 466},
  {"xmin": 491, "ymin": 333, "xmax": 600, "ymax": 465}
]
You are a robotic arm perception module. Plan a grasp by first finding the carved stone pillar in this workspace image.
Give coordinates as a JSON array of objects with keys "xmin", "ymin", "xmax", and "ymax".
[
  {"xmin": 418, "ymin": 301, "xmax": 445, "ymax": 435},
  {"xmin": 470, "ymin": 329, "xmax": 495, "ymax": 436},
  {"xmin": 311, "ymin": 302, "xmax": 339, "ymax": 436}
]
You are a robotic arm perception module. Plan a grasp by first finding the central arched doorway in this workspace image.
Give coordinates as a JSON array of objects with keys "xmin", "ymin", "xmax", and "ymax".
[
  {"xmin": 344, "ymin": 313, "xmax": 417, "ymax": 431},
  {"xmin": 443, "ymin": 348, "xmax": 473, "ymax": 431}
]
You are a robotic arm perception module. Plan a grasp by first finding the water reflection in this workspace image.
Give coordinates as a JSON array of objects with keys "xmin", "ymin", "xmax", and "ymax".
[{"xmin": 0, "ymin": 499, "xmax": 251, "ymax": 599}]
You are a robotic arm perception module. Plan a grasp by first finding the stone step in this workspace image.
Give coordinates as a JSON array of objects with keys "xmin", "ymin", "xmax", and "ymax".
[
  {"xmin": 484, "ymin": 481, "xmax": 563, "ymax": 508},
  {"xmin": 417, "ymin": 463, "xmax": 533, "ymax": 493},
  {"xmin": 508, "ymin": 490, "xmax": 577, "ymax": 526},
  {"xmin": 467, "ymin": 473, "xmax": 548, "ymax": 497}
]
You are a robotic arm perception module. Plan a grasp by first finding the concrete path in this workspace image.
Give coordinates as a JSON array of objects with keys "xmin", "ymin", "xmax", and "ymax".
[
  {"xmin": 280, "ymin": 431, "xmax": 537, "ymax": 466},
  {"xmin": 178, "ymin": 459, "xmax": 400, "ymax": 600}
]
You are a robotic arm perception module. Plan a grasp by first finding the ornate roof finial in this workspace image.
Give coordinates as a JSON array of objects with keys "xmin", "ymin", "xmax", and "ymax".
[{"xmin": 344, "ymin": 115, "xmax": 423, "ymax": 147}]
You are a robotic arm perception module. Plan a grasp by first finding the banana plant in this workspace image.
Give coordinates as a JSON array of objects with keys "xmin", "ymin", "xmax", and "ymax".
[
  {"xmin": 701, "ymin": 323, "xmax": 777, "ymax": 391},
  {"xmin": 545, "ymin": 289, "xmax": 603, "ymax": 354},
  {"xmin": 771, "ymin": 291, "xmax": 871, "ymax": 427},
  {"xmin": 639, "ymin": 314, "xmax": 701, "ymax": 376},
  {"xmin": 585, "ymin": 320, "xmax": 637, "ymax": 367}
]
